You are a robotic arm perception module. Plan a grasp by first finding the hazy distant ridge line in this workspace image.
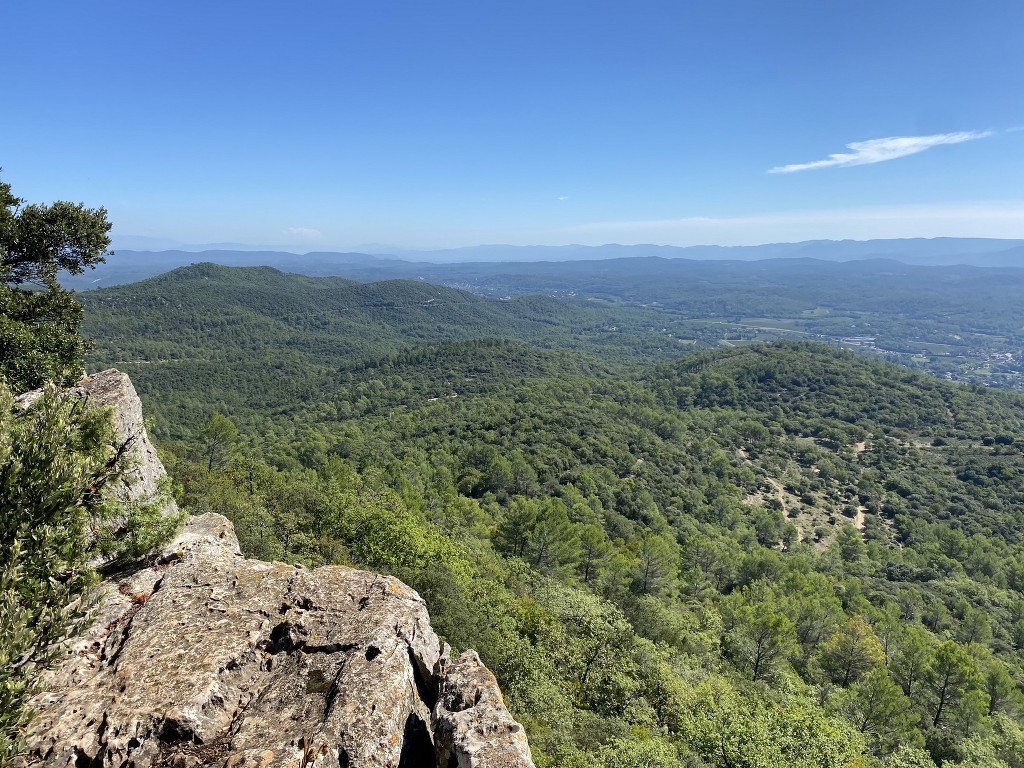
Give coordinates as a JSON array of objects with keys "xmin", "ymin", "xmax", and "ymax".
[{"xmin": 70, "ymin": 237, "xmax": 1024, "ymax": 292}]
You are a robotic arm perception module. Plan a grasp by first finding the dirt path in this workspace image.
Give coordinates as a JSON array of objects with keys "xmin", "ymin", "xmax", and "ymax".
[{"xmin": 854, "ymin": 505, "xmax": 866, "ymax": 531}]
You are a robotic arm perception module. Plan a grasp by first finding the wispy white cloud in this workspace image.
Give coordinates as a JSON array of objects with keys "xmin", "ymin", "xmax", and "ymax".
[
  {"xmin": 768, "ymin": 130, "xmax": 993, "ymax": 174},
  {"xmin": 285, "ymin": 226, "xmax": 322, "ymax": 240},
  {"xmin": 557, "ymin": 195, "xmax": 570, "ymax": 201}
]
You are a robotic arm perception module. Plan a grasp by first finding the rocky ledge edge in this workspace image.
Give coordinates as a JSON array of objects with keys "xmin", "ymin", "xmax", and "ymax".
[
  {"xmin": 17, "ymin": 371, "xmax": 534, "ymax": 768},
  {"xmin": 23, "ymin": 514, "xmax": 535, "ymax": 768}
]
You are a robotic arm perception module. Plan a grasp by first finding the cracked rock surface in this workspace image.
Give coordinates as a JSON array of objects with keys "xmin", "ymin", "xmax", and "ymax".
[
  {"xmin": 433, "ymin": 652, "xmax": 535, "ymax": 768},
  {"xmin": 21, "ymin": 514, "xmax": 535, "ymax": 768}
]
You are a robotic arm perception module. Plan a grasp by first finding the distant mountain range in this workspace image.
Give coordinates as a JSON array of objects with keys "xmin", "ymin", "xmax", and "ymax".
[
  {"xmin": 70, "ymin": 237, "xmax": 1024, "ymax": 291},
  {"xmin": 388, "ymin": 238, "xmax": 1024, "ymax": 265}
]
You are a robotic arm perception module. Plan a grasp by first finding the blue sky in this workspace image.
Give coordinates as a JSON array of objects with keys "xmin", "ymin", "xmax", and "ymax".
[{"xmin": 3, "ymin": 1, "xmax": 1023, "ymax": 249}]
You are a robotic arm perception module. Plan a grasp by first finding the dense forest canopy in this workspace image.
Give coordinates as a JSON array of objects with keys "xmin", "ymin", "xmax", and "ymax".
[{"xmin": 75, "ymin": 264, "xmax": 1024, "ymax": 767}]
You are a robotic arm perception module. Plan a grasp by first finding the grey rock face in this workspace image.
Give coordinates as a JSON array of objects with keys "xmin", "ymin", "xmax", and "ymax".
[
  {"xmin": 433, "ymin": 652, "xmax": 535, "ymax": 768},
  {"xmin": 22, "ymin": 514, "xmax": 535, "ymax": 768},
  {"xmin": 17, "ymin": 370, "xmax": 532, "ymax": 767},
  {"xmin": 15, "ymin": 368, "xmax": 179, "ymax": 520}
]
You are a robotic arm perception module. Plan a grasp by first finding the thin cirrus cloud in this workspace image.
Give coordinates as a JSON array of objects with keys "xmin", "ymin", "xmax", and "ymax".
[
  {"xmin": 285, "ymin": 227, "xmax": 323, "ymax": 240},
  {"xmin": 768, "ymin": 130, "xmax": 994, "ymax": 174}
]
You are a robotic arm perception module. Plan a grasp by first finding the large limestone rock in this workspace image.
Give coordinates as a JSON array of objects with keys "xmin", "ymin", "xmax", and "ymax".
[
  {"xmin": 15, "ymin": 368, "xmax": 179, "ymax": 520},
  {"xmin": 433, "ymin": 652, "xmax": 534, "ymax": 768},
  {"xmin": 19, "ymin": 371, "xmax": 534, "ymax": 768},
  {"xmin": 23, "ymin": 515, "xmax": 533, "ymax": 768}
]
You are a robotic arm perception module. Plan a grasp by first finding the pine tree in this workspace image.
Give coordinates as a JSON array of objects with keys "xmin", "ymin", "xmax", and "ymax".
[{"xmin": 0, "ymin": 176, "xmax": 111, "ymax": 392}]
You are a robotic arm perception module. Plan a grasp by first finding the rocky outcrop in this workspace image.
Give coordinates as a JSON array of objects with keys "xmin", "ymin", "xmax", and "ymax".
[
  {"xmin": 15, "ymin": 368, "xmax": 179, "ymax": 520},
  {"xmin": 22, "ymin": 514, "xmax": 535, "ymax": 768},
  {"xmin": 433, "ymin": 652, "xmax": 534, "ymax": 768},
  {"xmin": 19, "ymin": 376, "xmax": 533, "ymax": 768}
]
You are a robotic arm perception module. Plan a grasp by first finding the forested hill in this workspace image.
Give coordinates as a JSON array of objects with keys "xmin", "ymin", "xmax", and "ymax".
[
  {"xmin": 82, "ymin": 261, "xmax": 608, "ymax": 360},
  {"xmin": 80, "ymin": 263, "xmax": 679, "ymax": 431},
  {"xmin": 652, "ymin": 344, "xmax": 1024, "ymax": 437},
  {"xmin": 81, "ymin": 268, "xmax": 1024, "ymax": 767}
]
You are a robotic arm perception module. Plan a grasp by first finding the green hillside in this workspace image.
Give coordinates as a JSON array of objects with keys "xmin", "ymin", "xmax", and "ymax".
[
  {"xmin": 84, "ymin": 262, "xmax": 589, "ymax": 363},
  {"xmin": 81, "ymin": 268, "xmax": 1024, "ymax": 768},
  {"xmin": 79, "ymin": 254, "xmax": 1024, "ymax": 390},
  {"xmin": 81, "ymin": 264, "xmax": 684, "ymax": 435}
]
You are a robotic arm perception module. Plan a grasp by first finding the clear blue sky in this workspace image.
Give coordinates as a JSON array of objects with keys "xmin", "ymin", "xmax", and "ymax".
[{"xmin": 3, "ymin": 1, "xmax": 1023, "ymax": 249}]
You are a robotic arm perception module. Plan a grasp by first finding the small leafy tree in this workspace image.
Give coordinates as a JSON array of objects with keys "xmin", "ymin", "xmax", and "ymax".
[
  {"xmin": 194, "ymin": 412, "xmax": 239, "ymax": 473},
  {"xmin": 631, "ymin": 533, "xmax": 677, "ymax": 596},
  {"xmin": 892, "ymin": 624, "xmax": 935, "ymax": 703},
  {"xmin": 814, "ymin": 615, "xmax": 885, "ymax": 687},
  {"xmin": 981, "ymin": 657, "xmax": 1020, "ymax": 716},
  {"xmin": 925, "ymin": 640, "xmax": 981, "ymax": 728},
  {"xmin": 494, "ymin": 497, "xmax": 538, "ymax": 559},
  {"xmin": 725, "ymin": 602, "xmax": 798, "ymax": 683},
  {"xmin": 529, "ymin": 498, "xmax": 578, "ymax": 573},
  {"xmin": 577, "ymin": 524, "xmax": 610, "ymax": 583},
  {"xmin": 836, "ymin": 667, "xmax": 919, "ymax": 754}
]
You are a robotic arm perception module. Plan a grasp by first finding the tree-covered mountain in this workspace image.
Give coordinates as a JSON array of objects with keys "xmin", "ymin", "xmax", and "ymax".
[
  {"xmin": 81, "ymin": 265, "xmax": 1024, "ymax": 767},
  {"xmin": 80, "ymin": 263, "xmax": 686, "ymax": 433}
]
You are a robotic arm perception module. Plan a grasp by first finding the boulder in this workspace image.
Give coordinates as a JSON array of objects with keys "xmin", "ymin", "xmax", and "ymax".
[
  {"xmin": 432, "ymin": 651, "xmax": 535, "ymax": 768},
  {"xmin": 20, "ymin": 515, "xmax": 534, "ymax": 768}
]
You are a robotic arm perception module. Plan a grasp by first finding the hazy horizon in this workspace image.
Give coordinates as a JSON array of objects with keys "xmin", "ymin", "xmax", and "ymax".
[{"xmin": 109, "ymin": 234, "xmax": 1024, "ymax": 260}]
